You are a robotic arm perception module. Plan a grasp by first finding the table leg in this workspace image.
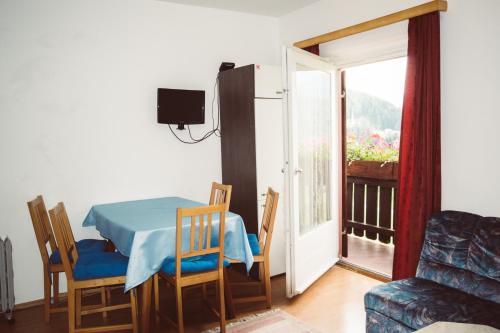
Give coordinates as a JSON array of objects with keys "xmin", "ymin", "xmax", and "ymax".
[
  {"xmin": 223, "ymin": 268, "xmax": 236, "ymax": 319},
  {"xmin": 139, "ymin": 277, "xmax": 153, "ymax": 333}
]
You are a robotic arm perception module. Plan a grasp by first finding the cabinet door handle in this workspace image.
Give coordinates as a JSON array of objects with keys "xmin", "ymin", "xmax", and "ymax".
[{"xmin": 276, "ymin": 91, "xmax": 283, "ymax": 94}]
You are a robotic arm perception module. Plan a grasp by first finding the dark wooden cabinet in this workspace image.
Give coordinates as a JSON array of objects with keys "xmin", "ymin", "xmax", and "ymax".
[
  {"xmin": 219, "ymin": 65, "xmax": 259, "ymax": 234},
  {"xmin": 219, "ymin": 64, "xmax": 283, "ymax": 235}
]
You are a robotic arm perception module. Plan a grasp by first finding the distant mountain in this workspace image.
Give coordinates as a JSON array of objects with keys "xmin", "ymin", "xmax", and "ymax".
[{"xmin": 346, "ymin": 89, "xmax": 401, "ymax": 132}]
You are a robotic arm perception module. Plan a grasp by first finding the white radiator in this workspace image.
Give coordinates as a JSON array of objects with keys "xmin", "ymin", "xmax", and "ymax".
[{"xmin": 0, "ymin": 237, "xmax": 14, "ymax": 322}]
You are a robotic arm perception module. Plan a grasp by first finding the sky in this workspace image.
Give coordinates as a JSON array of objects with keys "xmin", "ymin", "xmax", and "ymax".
[{"xmin": 345, "ymin": 57, "xmax": 407, "ymax": 108}]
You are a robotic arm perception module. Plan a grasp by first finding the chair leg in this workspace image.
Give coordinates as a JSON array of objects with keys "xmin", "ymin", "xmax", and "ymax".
[
  {"xmin": 43, "ymin": 268, "xmax": 51, "ymax": 323},
  {"xmin": 75, "ymin": 289, "xmax": 82, "ymax": 327},
  {"xmin": 264, "ymin": 262, "xmax": 272, "ymax": 309},
  {"xmin": 106, "ymin": 287, "xmax": 112, "ymax": 304},
  {"xmin": 218, "ymin": 276, "xmax": 226, "ymax": 333},
  {"xmin": 68, "ymin": 286, "xmax": 76, "ymax": 333},
  {"xmin": 202, "ymin": 283, "xmax": 207, "ymax": 301},
  {"xmin": 130, "ymin": 288, "xmax": 139, "ymax": 333},
  {"xmin": 53, "ymin": 272, "xmax": 60, "ymax": 305},
  {"xmin": 100, "ymin": 287, "xmax": 108, "ymax": 320},
  {"xmin": 223, "ymin": 268, "xmax": 235, "ymax": 319},
  {"xmin": 259, "ymin": 262, "xmax": 266, "ymax": 294},
  {"xmin": 153, "ymin": 274, "xmax": 160, "ymax": 324},
  {"xmin": 215, "ymin": 281, "xmax": 219, "ymax": 306},
  {"xmin": 175, "ymin": 284, "xmax": 184, "ymax": 333}
]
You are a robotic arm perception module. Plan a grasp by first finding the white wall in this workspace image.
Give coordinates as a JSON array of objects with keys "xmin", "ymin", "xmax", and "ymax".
[
  {"xmin": 0, "ymin": 0, "xmax": 279, "ymax": 304},
  {"xmin": 280, "ymin": 0, "xmax": 500, "ymax": 217},
  {"xmin": 440, "ymin": 0, "xmax": 500, "ymax": 217}
]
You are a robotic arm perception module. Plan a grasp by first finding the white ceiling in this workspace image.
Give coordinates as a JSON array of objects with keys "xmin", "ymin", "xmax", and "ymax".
[{"xmin": 157, "ymin": 0, "xmax": 320, "ymax": 17}]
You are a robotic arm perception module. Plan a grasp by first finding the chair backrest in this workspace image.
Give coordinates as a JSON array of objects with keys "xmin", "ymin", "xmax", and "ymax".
[
  {"xmin": 175, "ymin": 204, "xmax": 226, "ymax": 278},
  {"xmin": 27, "ymin": 195, "xmax": 57, "ymax": 265},
  {"xmin": 259, "ymin": 187, "xmax": 279, "ymax": 255},
  {"xmin": 209, "ymin": 182, "xmax": 232, "ymax": 212},
  {"xmin": 49, "ymin": 202, "xmax": 79, "ymax": 281},
  {"xmin": 258, "ymin": 188, "xmax": 279, "ymax": 257}
]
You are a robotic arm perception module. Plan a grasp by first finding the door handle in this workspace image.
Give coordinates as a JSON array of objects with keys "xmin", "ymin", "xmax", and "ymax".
[{"xmin": 294, "ymin": 168, "xmax": 303, "ymax": 175}]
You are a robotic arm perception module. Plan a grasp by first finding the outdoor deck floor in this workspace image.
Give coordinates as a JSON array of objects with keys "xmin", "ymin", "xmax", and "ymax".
[{"xmin": 343, "ymin": 235, "xmax": 394, "ymax": 277}]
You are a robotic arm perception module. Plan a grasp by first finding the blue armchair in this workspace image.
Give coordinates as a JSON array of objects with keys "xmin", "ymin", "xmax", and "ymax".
[{"xmin": 364, "ymin": 211, "xmax": 500, "ymax": 332}]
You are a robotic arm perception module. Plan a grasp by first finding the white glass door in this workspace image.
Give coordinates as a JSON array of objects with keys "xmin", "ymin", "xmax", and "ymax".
[{"xmin": 284, "ymin": 47, "xmax": 340, "ymax": 297}]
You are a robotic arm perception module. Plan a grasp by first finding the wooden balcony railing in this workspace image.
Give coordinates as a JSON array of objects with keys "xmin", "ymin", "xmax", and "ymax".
[{"xmin": 346, "ymin": 161, "xmax": 398, "ymax": 244}]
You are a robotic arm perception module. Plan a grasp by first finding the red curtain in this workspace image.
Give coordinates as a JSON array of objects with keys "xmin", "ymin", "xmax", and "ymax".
[
  {"xmin": 392, "ymin": 12, "xmax": 441, "ymax": 280},
  {"xmin": 302, "ymin": 44, "xmax": 320, "ymax": 56}
]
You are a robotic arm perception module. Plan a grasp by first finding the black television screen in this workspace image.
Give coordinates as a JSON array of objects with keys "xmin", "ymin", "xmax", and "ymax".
[{"xmin": 157, "ymin": 88, "xmax": 205, "ymax": 127}]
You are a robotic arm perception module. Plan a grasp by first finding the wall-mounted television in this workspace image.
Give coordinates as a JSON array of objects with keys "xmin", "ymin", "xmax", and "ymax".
[{"xmin": 157, "ymin": 88, "xmax": 205, "ymax": 130}]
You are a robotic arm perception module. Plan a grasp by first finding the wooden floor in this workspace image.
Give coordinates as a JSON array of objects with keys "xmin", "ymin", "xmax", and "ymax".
[
  {"xmin": 343, "ymin": 235, "xmax": 394, "ymax": 277},
  {"xmin": 0, "ymin": 266, "xmax": 381, "ymax": 333}
]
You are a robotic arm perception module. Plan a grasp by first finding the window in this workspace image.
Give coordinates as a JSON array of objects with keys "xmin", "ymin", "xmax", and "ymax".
[{"xmin": 295, "ymin": 67, "xmax": 332, "ymax": 235}]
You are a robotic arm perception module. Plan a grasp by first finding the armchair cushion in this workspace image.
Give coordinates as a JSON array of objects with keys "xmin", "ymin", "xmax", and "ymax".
[
  {"xmin": 247, "ymin": 234, "xmax": 261, "ymax": 256},
  {"xmin": 49, "ymin": 239, "xmax": 107, "ymax": 264},
  {"xmin": 365, "ymin": 278, "xmax": 500, "ymax": 331},
  {"xmin": 416, "ymin": 211, "xmax": 500, "ymax": 303},
  {"xmin": 467, "ymin": 217, "xmax": 500, "ymax": 282},
  {"xmin": 366, "ymin": 308, "xmax": 413, "ymax": 333},
  {"xmin": 417, "ymin": 258, "xmax": 500, "ymax": 303},
  {"xmin": 73, "ymin": 251, "xmax": 128, "ymax": 281},
  {"xmin": 161, "ymin": 253, "xmax": 229, "ymax": 275}
]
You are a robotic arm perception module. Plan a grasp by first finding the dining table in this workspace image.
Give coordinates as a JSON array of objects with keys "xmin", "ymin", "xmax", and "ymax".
[{"xmin": 82, "ymin": 196, "xmax": 254, "ymax": 333}]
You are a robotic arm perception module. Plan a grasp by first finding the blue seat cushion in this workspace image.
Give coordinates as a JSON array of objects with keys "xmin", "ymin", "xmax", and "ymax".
[
  {"xmin": 364, "ymin": 278, "xmax": 500, "ymax": 330},
  {"xmin": 247, "ymin": 234, "xmax": 261, "ymax": 256},
  {"xmin": 73, "ymin": 252, "xmax": 128, "ymax": 281},
  {"xmin": 161, "ymin": 253, "xmax": 229, "ymax": 276},
  {"xmin": 50, "ymin": 239, "xmax": 107, "ymax": 264}
]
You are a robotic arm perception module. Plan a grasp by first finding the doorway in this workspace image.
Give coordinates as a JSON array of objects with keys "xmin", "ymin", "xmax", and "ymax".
[{"xmin": 341, "ymin": 57, "xmax": 407, "ymax": 278}]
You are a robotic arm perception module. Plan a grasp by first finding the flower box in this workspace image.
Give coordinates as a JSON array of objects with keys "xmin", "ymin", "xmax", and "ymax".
[{"xmin": 346, "ymin": 160, "xmax": 398, "ymax": 181}]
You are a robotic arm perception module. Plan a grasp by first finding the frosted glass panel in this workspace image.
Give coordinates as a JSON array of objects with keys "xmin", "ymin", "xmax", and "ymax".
[{"xmin": 296, "ymin": 67, "xmax": 332, "ymax": 235}]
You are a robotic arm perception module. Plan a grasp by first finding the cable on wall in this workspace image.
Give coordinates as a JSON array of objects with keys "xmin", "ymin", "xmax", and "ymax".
[{"xmin": 169, "ymin": 73, "xmax": 221, "ymax": 144}]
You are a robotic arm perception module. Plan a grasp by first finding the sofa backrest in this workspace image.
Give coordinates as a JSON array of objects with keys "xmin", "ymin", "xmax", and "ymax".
[{"xmin": 416, "ymin": 210, "xmax": 500, "ymax": 304}]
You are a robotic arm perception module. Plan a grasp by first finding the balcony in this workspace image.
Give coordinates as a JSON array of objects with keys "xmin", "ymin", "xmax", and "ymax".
[{"xmin": 343, "ymin": 160, "xmax": 397, "ymax": 277}]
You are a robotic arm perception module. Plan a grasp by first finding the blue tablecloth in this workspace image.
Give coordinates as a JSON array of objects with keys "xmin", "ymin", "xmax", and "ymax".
[{"xmin": 82, "ymin": 197, "xmax": 254, "ymax": 291}]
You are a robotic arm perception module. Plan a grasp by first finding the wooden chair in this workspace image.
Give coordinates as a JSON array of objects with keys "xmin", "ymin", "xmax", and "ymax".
[
  {"xmin": 49, "ymin": 202, "xmax": 138, "ymax": 333},
  {"xmin": 154, "ymin": 204, "xmax": 227, "ymax": 333},
  {"xmin": 228, "ymin": 187, "xmax": 279, "ymax": 309},
  {"xmin": 27, "ymin": 195, "xmax": 107, "ymax": 323},
  {"xmin": 209, "ymin": 182, "xmax": 232, "ymax": 212}
]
